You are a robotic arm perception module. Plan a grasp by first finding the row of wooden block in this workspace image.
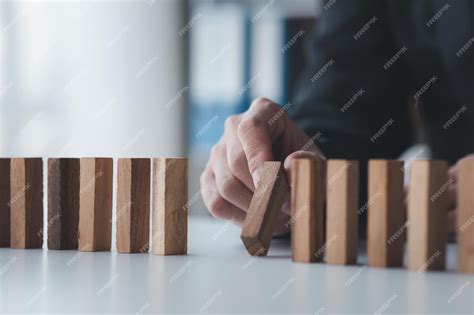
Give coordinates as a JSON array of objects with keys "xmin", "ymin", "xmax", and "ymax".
[
  {"xmin": 0, "ymin": 157, "xmax": 188, "ymax": 255},
  {"xmin": 241, "ymin": 159, "xmax": 474, "ymax": 273}
]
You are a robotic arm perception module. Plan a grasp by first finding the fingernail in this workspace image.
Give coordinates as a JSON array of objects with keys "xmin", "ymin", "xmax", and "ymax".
[{"xmin": 252, "ymin": 167, "xmax": 262, "ymax": 188}]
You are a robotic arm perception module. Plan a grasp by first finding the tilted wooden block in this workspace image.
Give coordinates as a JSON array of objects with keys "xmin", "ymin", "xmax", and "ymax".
[
  {"xmin": 367, "ymin": 160, "xmax": 405, "ymax": 267},
  {"xmin": 152, "ymin": 158, "xmax": 188, "ymax": 255},
  {"xmin": 0, "ymin": 158, "xmax": 11, "ymax": 247},
  {"xmin": 48, "ymin": 158, "xmax": 80, "ymax": 250},
  {"xmin": 407, "ymin": 160, "xmax": 448, "ymax": 271},
  {"xmin": 78, "ymin": 158, "xmax": 113, "ymax": 252},
  {"xmin": 457, "ymin": 158, "xmax": 474, "ymax": 273},
  {"xmin": 291, "ymin": 158, "xmax": 324, "ymax": 263},
  {"xmin": 10, "ymin": 158, "xmax": 43, "ymax": 249},
  {"xmin": 116, "ymin": 158, "xmax": 150, "ymax": 253},
  {"xmin": 241, "ymin": 161, "xmax": 288, "ymax": 256},
  {"xmin": 325, "ymin": 160, "xmax": 359, "ymax": 265}
]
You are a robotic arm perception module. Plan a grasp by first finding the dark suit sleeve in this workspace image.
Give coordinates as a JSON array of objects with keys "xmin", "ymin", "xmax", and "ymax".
[{"xmin": 288, "ymin": 0, "xmax": 414, "ymax": 160}]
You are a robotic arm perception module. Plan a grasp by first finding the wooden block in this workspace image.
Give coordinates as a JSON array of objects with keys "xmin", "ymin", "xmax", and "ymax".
[
  {"xmin": 407, "ymin": 160, "xmax": 448, "ymax": 271},
  {"xmin": 116, "ymin": 158, "xmax": 150, "ymax": 253},
  {"xmin": 291, "ymin": 158, "xmax": 324, "ymax": 263},
  {"xmin": 78, "ymin": 158, "xmax": 113, "ymax": 252},
  {"xmin": 367, "ymin": 160, "xmax": 405, "ymax": 267},
  {"xmin": 48, "ymin": 158, "xmax": 80, "ymax": 250},
  {"xmin": 457, "ymin": 158, "xmax": 474, "ymax": 273},
  {"xmin": 10, "ymin": 158, "xmax": 43, "ymax": 249},
  {"xmin": 325, "ymin": 160, "xmax": 359, "ymax": 265},
  {"xmin": 241, "ymin": 161, "xmax": 288, "ymax": 256},
  {"xmin": 152, "ymin": 158, "xmax": 188, "ymax": 255},
  {"xmin": 0, "ymin": 158, "xmax": 11, "ymax": 247}
]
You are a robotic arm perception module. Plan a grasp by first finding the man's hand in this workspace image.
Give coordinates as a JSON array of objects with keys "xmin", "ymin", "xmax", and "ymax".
[{"xmin": 200, "ymin": 97, "xmax": 324, "ymax": 235}]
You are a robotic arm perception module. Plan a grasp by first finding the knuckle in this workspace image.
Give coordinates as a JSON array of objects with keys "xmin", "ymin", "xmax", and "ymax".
[
  {"xmin": 217, "ymin": 175, "xmax": 238, "ymax": 198},
  {"xmin": 224, "ymin": 115, "xmax": 240, "ymax": 131},
  {"xmin": 250, "ymin": 97, "xmax": 271, "ymax": 108},
  {"xmin": 238, "ymin": 116, "xmax": 264, "ymax": 136},
  {"xmin": 210, "ymin": 143, "xmax": 224, "ymax": 158},
  {"xmin": 263, "ymin": 101, "xmax": 279, "ymax": 113},
  {"xmin": 207, "ymin": 195, "xmax": 227, "ymax": 219},
  {"xmin": 228, "ymin": 149, "xmax": 246, "ymax": 174},
  {"xmin": 250, "ymin": 97, "xmax": 279, "ymax": 112}
]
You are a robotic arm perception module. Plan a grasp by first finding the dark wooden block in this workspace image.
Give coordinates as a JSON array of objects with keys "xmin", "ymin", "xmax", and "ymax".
[
  {"xmin": 48, "ymin": 158, "xmax": 80, "ymax": 250},
  {"xmin": 0, "ymin": 158, "xmax": 11, "ymax": 247}
]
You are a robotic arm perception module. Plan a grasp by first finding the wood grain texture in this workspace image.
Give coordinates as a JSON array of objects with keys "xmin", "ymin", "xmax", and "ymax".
[
  {"xmin": 325, "ymin": 160, "xmax": 359, "ymax": 265},
  {"xmin": 407, "ymin": 160, "xmax": 448, "ymax": 271},
  {"xmin": 0, "ymin": 158, "xmax": 11, "ymax": 247},
  {"xmin": 10, "ymin": 158, "xmax": 43, "ymax": 249},
  {"xmin": 48, "ymin": 158, "xmax": 80, "ymax": 250},
  {"xmin": 116, "ymin": 158, "xmax": 150, "ymax": 253},
  {"xmin": 291, "ymin": 158, "xmax": 324, "ymax": 263},
  {"xmin": 152, "ymin": 158, "xmax": 188, "ymax": 255},
  {"xmin": 241, "ymin": 161, "xmax": 288, "ymax": 256},
  {"xmin": 79, "ymin": 158, "xmax": 113, "ymax": 252},
  {"xmin": 367, "ymin": 160, "xmax": 405, "ymax": 267},
  {"xmin": 457, "ymin": 158, "xmax": 474, "ymax": 273}
]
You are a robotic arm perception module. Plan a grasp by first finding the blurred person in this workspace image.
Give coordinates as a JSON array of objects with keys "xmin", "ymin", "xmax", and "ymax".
[{"xmin": 200, "ymin": 0, "xmax": 474, "ymax": 236}]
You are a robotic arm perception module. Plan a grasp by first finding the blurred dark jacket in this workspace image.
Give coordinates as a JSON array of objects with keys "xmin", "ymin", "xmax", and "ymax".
[{"xmin": 289, "ymin": 0, "xmax": 473, "ymax": 163}]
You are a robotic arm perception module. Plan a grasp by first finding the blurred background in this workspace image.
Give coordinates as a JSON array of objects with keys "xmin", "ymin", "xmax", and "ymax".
[{"xmin": 0, "ymin": 0, "xmax": 320, "ymax": 216}]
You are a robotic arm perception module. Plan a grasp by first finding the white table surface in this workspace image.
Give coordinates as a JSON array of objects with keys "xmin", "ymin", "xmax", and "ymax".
[{"xmin": 0, "ymin": 216, "xmax": 473, "ymax": 314}]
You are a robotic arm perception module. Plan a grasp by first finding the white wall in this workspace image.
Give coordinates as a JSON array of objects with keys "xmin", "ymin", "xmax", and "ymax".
[{"xmin": 0, "ymin": 0, "xmax": 188, "ymax": 158}]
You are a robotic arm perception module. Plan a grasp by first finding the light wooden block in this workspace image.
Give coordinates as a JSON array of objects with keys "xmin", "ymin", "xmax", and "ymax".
[
  {"xmin": 0, "ymin": 158, "xmax": 11, "ymax": 247},
  {"xmin": 325, "ymin": 160, "xmax": 359, "ymax": 265},
  {"xmin": 116, "ymin": 158, "xmax": 150, "ymax": 253},
  {"xmin": 152, "ymin": 158, "xmax": 188, "ymax": 255},
  {"xmin": 457, "ymin": 158, "xmax": 474, "ymax": 273},
  {"xmin": 291, "ymin": 158, "xmax": 324, "ymax": 263},
  {"xmin": 241, "ymin": 161, "xmax": 288, "ymax": 256},
  {"xmin": 407, "ymin": 160, "xmax": 448, "ymax": 271},
  {"xmin": 79, "ymin": 158, "xmax": 113, "ymax": 252},
  {"xmin": 48, "ymin": 158, "xmax": 80, "ymax": 250},
  {"xmin": 10, "ymin": 158, "xmax": 43, "ymax": 249},
  {"xmin": 367, "ymin": 160, "xmax": 405, "ymax": 267}
]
